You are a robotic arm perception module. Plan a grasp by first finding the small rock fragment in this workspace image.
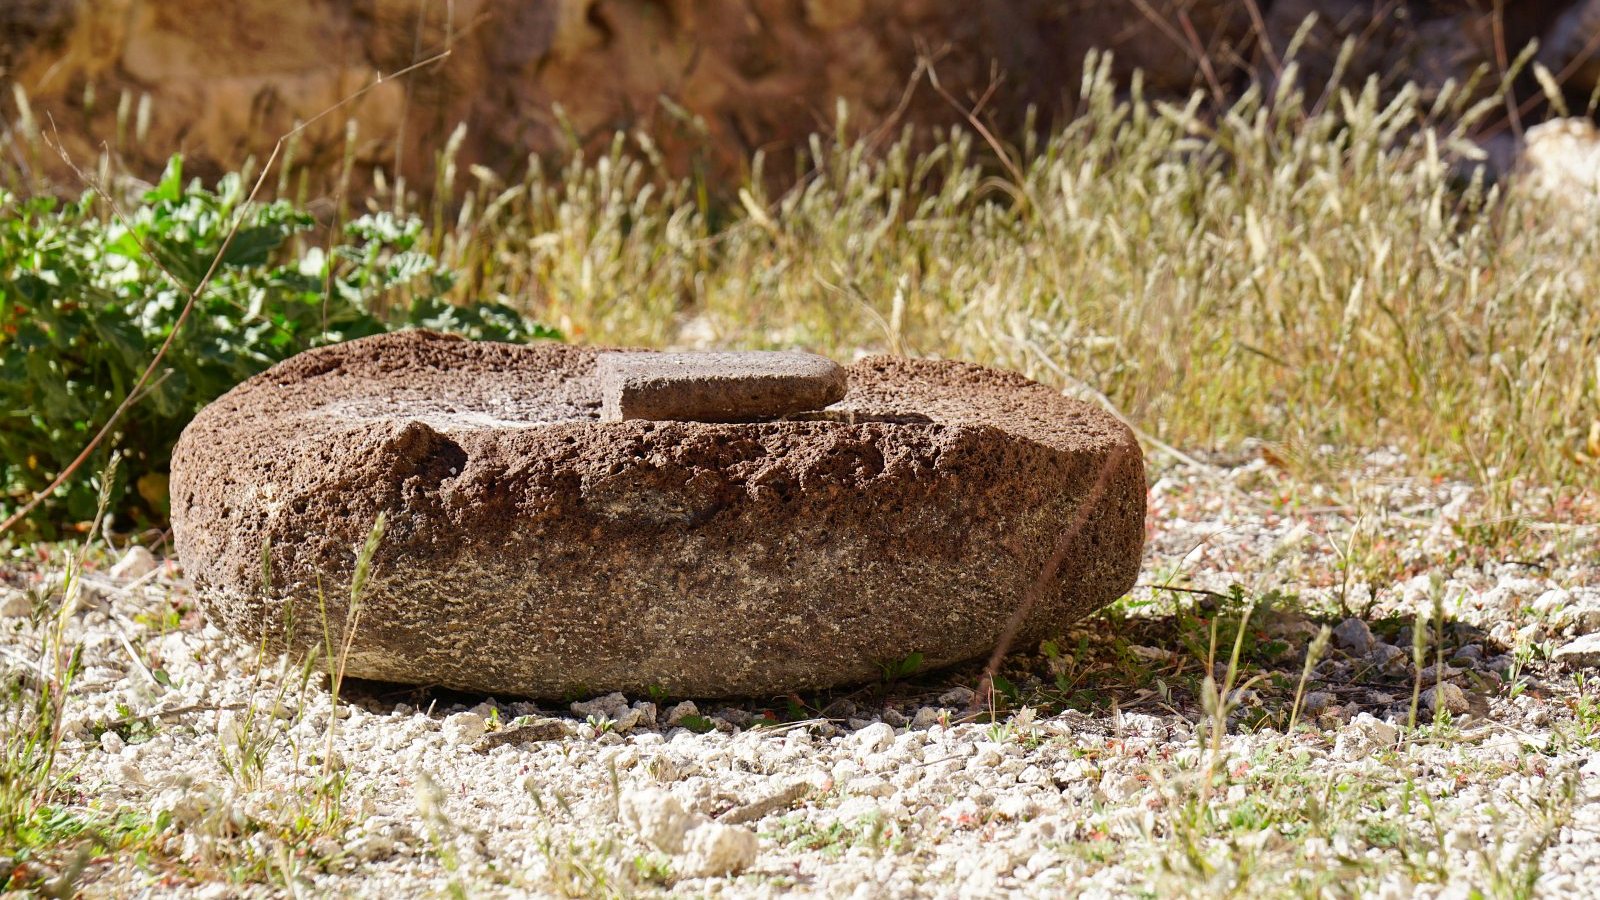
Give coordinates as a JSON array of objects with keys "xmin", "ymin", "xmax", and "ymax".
[
  {"xmin": 0, "ymin": 590, "xmax": 30, "ymax": 618},
  {"xmin": 851, "ymin": 722, "xmax": 894, "ymax": 756},
  {"xmin": 938, "ymin": 686, "xmax": 975, "ymax": 707},
  {"xmin": 1301, "ymin": 691, "xmax": 1336, "ymax": 716},
  {"xmin": 1522, "ymin": 118, "xmax": 1600, "ymax": 209},
  {"xmin": 713, "ymin": 707, "xmax": 754, "ymax": 729},
  {"xmin": 311, "ymin": 835, "xmax": 343, "ymax": 861},
  {"xmin": 717, "ymin": 780, "xmax": 812, "ymax": 825},
  {"xmin": 1582, "ymin": 752, "xmax": 1600, "ymax": 779},
  {"xmin": 631, "ymin": 701, "xmax": 659, "ymax": 730},
  {"xmin": 1418, "ymin": 663, "xmax": 1464, "ymax": 685},
  {"xmin": 571, "ymin": 692, "xmax": 643, "ymax": 732},
  {"xmin": 665, "ymin": 701, "xmax": 700, "ymax": 727},
  {"xmin": 1536, "ymin": 587, "xmax": 1600, "ymax": 633},
  {"xmin": 1099, "ymin": 772, "xmax": 1143, "ymax": 802},
  {"xmin": 994, "ymin": 794, "xmax": 1037, "ymax": 821},
  {"xmin": 216, "ymin": 710, "xmax": 244, "ymax": 747},
  {"xmin": 681, "ymin": 821, "xmax": 759, "ymax": 878},
  {"xmin": 110, "ymin": 546, "xmax": 159, "ymax": 581},
  {"xmin": 472, "ymin": 718, "xmax": 571, "ymax": 752},
  {"xmin": 621, "ymin": 786, "xmax": 758, "ymax": 877},
  {"xmin": 441, "ymin": 711, "xmax": 486, "ymax": 746},
  {"xmin": 647, "ymin": 756, "xmax": 682, "ymax": 783},
  {"xmin": 940, "ymin": 797, "xmax": 983, "ymax": 826},
  {"xmin": 849, "ymin": 775, "xmax": 895, "ymax": 798},
  {"xmin": 107, "ymin": 758, "xmax": 145, "ymax": 786},
  {"xmin": 1533, "ymin": 588, "xmax": 1572, "ymax": 616},
  {"xmin": 1350, "ymin": 712, "xmax": 1398, "ymax": 746},
  {"xmin": 621, "ymin": 787, "xmax": 696, "ymax": 854},
  {"xmin": 1572, "ymin": 608, "xmax": 1600, "ymax": 635},
  {"xmin": 349, "ymin": 833, "xmax": 396, "ymax": 862},
  {"xmin": 310, "ymin": 748, "xmax": 345, "ymax": 771},
  {"xmin": 1421, "ymin": 682, "xmax": 1470, "ymax": 717},
  {"xmin": 822, "ymin": 699, "xmax": 858, "ymax": 719},
  {"xmin": 1127, "ymin": 645, "xmax": 1175, "ymax": 664},
  {"xmin": 1554, "ymin": 633, "xmax": 1600, "ymax": 668},
  {"xmin": 1333, "ymin": 618, "xmax": 1375, "ymax": 655},
  {"xmin": 1365, "ymin": 643, "xmax": 1409, "ymax": 675}
]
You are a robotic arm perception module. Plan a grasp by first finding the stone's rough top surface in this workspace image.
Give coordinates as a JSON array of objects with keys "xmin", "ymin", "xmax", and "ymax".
[
  {"xmin": 599, "ymin": 350, "xmax": 847, "ymax": 422},
  {"xmin": 170, "ymin": 330, "xmax": 1146, "ymax": 698}
]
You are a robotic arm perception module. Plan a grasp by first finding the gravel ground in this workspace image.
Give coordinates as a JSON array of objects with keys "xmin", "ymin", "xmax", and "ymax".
[{"xmin": 4, "ymin": 448, "xmax": 1600, "ymax": 897}]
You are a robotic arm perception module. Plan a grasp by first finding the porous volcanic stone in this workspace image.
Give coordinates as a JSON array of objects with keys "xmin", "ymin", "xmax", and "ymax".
[
  {"xmin": 170, "ymin": 331, "xmax": 1145, "ymax": 698},
  {"xmin": 599, "ymin": 350, "xmax": 847, "ymax": 422}
]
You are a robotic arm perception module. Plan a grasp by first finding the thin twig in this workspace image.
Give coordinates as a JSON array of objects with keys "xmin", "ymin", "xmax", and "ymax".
[
  {"xmin": 1127, "ymin": 0, "xmax": 1227, "ymax": 102},
  {"xmin": 1243, "ymin": 0, "xmax": 1282, "ymax": 78},
  {"xmin": 923, "ymin": 55, "xmax": 1029, "ymax": 197},
  {"xmin": 865, "ymin": 50, "xmax": 936, "ymax": 156},
  {"xmin": 1134, "ymin": 584, "xmax": 1236, "ymax": 603},
  {"xmin": 1491, "ymin": 0, "xmax": 1523, "ymax": 142},
  {"xmin": 105, "ymin": 701, "xmax": 249, "ymax": 729},
  {"xmin": 1478, "ymin": 18, "xmax": 1600, "ymax": 140}
]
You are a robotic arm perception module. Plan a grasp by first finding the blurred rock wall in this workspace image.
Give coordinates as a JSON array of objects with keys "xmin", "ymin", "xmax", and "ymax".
[{"xmin": 2, "ymin": 1, "xmax": 1596, "ymax": 190}]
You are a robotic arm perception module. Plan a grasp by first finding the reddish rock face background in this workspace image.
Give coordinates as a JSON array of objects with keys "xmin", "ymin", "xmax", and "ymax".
[
  {"xmin": 3, "ymin": 0, "xmax": 1251, "ymax": 187},
  {"xmin": 3, "ymin": 1, "xmax": 1598, "ymax": 190}
]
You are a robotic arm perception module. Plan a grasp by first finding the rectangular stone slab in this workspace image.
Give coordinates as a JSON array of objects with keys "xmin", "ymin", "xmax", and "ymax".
[{"xmin": 599, "ymin": 351, "xmax": 848, "ymax": 422}]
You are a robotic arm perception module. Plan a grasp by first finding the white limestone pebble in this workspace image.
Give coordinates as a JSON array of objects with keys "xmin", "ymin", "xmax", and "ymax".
[{"xmin": 441, "ymin": 712, "xmax": 486, "ymax": 746}]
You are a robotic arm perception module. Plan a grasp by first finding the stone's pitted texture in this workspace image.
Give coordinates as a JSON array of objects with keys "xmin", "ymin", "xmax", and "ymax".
[
  {"xmin": 170, "ymin": 330, "xmax": 1146, "ymax": 698},
  {"xmin": 599, "ymin": 350, "xmax": 847, "ymax": 423}
]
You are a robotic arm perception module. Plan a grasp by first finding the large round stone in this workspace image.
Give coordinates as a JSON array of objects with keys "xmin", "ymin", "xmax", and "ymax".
[{"xmin": 170, "ymin": 330, "xmax": 1145, "ymax": 698}]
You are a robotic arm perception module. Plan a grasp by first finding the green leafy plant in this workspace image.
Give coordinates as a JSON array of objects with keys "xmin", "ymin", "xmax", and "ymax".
[
  {"xmin": 878, "ymin": 651, "xmax": 924, "ymax": 683},
  {"xmin": 675, "ymin": 714, "xmax": 716, "ymax": 734},
  {"xmin": 0, "ymin": 156, "xmax": 558, "ymax": 536}
]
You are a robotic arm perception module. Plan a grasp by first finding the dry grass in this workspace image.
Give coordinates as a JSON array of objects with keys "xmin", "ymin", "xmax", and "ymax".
[
  {"xmin": 399, "ymin": 56, "xmax": 1596, "ymax": 517},
  {"xmin": 8, "ymin": 48, "xmax": 1599, "ymax": 518}
]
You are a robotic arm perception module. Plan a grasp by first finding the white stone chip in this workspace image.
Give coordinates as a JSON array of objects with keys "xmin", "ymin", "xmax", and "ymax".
[
  {"xmin": 682, "ymin": 821, "xmax": 759, "ymax": 877},
  {"xmin": 110, "ymin": 546, "xmax": 159, "ymax": 581},
  {"xmin": 441, "ymin": 712, "xmax": 486, "ymax": 746},
  {"xmin": 620, "ymin": 786, "xmax": 758, "ymax": 876},
  {"xmin": 0, "ymin": 590, "xmax": 30, "ymax": 618},
  {"xmin": 665, "ymin": 701, "xmax": 701, "ymax": 727},
  {"xmin": 851, "ymin": 722, "xmax": 895, "ymax": 757},
  {"xmin": 1555, "ymin": 633, "xmax": 1600, "ymax": 669},
  {"xmin": 621, "ymin": 787, "xmax": 696, "ymax": 853}
]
